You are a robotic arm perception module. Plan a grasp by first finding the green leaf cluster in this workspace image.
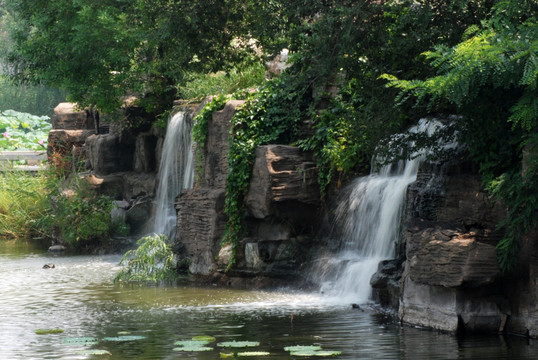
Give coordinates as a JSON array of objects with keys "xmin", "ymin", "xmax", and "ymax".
[
  {"xmin": 114, "ymin": 234, "xmax": 177, "ymax": 283},
  {"xmin": 0, "ymin": 109, "xmax": 50, "ymax": 151},
  {"xmin": 382, "ymin": 0, "xmax": 538, "ymax": 271}
]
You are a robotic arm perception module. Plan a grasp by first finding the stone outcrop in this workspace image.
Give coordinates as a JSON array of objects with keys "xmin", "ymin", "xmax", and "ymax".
[
  {"xmin": 52, "ymin": 103, "xmax": 95, "ymax": 130},
  {"xmin": 397, "ymin": 159, "xmax": 516, "ymax": 334},
  {"xmin": 175, "ymin": 101, "xmax": 243, "ymax": 275},
  {"xmin": 245, "ymin": 145, "xmax": 320, "ymax": 219},
  {"xmin": 174, "ymin": 102, "xmax": 321, "ymax": 280},
  {"xmin": 47, "ymin": 103, "xmax": 96, "ymax": 170}
]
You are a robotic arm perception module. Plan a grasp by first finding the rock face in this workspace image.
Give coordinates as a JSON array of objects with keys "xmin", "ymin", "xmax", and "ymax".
[
  {"xmin": 397, "ymin": 159, "xmax": 536, "ymax": 334},
  {"xmin": 174, "ymin": 101, "xmax": 321, "ymax": 279},
  {"xmin": 175, "ymin": 101, "xmax": 242, "ymax": 275}
]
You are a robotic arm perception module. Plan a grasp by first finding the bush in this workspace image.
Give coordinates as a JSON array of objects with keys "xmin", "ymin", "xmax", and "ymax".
[{"xmin": 114, "ymin": 234, "xmax": 177, "ymax": 283}]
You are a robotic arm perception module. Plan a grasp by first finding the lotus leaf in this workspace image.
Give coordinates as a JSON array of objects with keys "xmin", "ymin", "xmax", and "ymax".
[
  {"xmin": 192, "ymin": 335, "xmax": 216, "ymax": 342},
  {"xmin": 284, "ymin": 345, "xmax": 322, "ymax": 352},
  {"xmin": 102, "ymin": 335, "xmax": 146, "ymax": 341},
  {"xmin": 34, "ymin": 328, "xmax": 64, "ymax": 335},
  {"xmin": 62, "ymin": 337, "xmax": 98, "ymax": 345},
  {"xmin": 217, "ymin": 341, "xmax": 260, "ymax": 348},
  {"xmin": 172, "ymin": 346, "xmax": 213, "ymax": 352},
  {"xmin": 220, "ymin": 352, "xmax": 234, "ymax": 358},
  {"xmin": 117, "ymin": 331, "xmax": 131, "ymax": 335},
  {"xmin": 174, "ymin": 340, "xmax": 211, "ymax": 347},
  {"xmin": 74, "ymin": 349, "xmax": 112, "ymax": 356},
  {"xmin": 237, "ymin": 351, "xmax": 271, "ymax": 356},
  {"xmin": 290, "ymin": 350, "xmax": 342, "ymax": 357}
]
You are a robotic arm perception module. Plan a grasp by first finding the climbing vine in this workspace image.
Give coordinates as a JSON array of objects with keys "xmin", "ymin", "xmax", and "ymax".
[
  {"xmin": 192, "ymin": 94, "xmax": 231, "ymax": 179},
  {"xmin": 222, "ymin": 76, "xmax": 309, "ymax": 267}
]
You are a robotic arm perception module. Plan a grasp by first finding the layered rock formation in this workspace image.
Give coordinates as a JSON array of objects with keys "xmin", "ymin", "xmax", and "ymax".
[
  {"xmin": 397, "ymin": 159, "xmax": 538, "ymax": 336},
  {"xmin": 174, "ymin": 101, "xmax": 321, "ymax": 281}
]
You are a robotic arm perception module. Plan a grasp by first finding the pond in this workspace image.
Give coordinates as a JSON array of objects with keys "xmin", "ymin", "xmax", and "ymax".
[{"xmin": 1, "ymin": 240, "xmax": 538, "ymax": 359}]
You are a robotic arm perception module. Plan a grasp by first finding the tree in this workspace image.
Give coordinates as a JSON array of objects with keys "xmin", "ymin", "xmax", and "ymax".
[{"xmin": 383, "ymin": 0, "xmax": 538, "ymax": 271}]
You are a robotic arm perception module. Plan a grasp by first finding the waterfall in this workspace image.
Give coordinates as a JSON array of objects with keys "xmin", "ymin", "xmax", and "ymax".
[
  {"xmin": 320, "ymin": 119, "xmax": 451, "ymax": 304},
  {"xmin": 151, "ymin": 111, "xmax": 194, "ymax": 238}
]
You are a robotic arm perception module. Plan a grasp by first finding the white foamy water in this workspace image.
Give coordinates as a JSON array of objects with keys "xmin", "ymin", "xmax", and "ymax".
[
  {"xmin": 320, "ymin": 119, "xmax": 450, "ymax": 304},
  {"xmin": 151, "ymin": 111, "xmax": 194, "ymax": 238}
]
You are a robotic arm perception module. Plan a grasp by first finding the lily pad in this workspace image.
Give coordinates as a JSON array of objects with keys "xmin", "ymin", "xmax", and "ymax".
[
  {"xmin": 62, "ymin": 337, "xmax": 99, "ymax": 345},
  {"xmin": 220, "ymin": 353, "xmax": 234, "ymax": 358},
  {"xmin": 102, "ymin": 335, "xmax": 146, "ymax": 342},
  {"xmin": 284, "ymin": 345, "xmax": 322, "ymax": 352},
  {"xmin": 35, "ymin": 328, "xmax": 64, "ymax": 335},
  {"xmin": 217, "ymin": 341, "xmax": 260, "ymax": 348},
  {"xmin": 192, "ymin": 335, "xmax": 216, "ymax": 342},
  {"xmin": 172, "ymin": 346, "xmax": 213, "ymax": 352},
  {"xmin": 290, "ymin": 350, "xmax": 342, "ymax": 357},
  {"xmin": 174, "ymin": 340, "xmax": 211, "ymax": 347},
  {"xmin": 237, "ymin": 351, "xmax": 271, "ymax": 356},
  {"xmin": 117, "ymin": 331, "xmax": 131, "ymax": 335},
  {"xmin": 74, "ymin": 349, "xmax": 112, "ymax": 356}
]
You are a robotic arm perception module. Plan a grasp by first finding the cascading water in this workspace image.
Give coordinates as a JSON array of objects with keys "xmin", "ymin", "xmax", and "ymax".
[
  {"xmin": 320, "ymin": 119, "xmax": 451, "ymax": 304},
  {"xmin": 151, "ymin": 111, "xmax": 194, "ymax": 238}
]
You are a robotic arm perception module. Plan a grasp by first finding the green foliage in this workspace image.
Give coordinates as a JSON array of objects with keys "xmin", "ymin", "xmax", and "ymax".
[
  {"xmin": 0, "ymin": 109, "xmax": 50, "ymax": 151},
  {"xmin": 114, "ymin": 234, "xmax": 177, "ymax": 283},
  {"xmin": 223, "ymin": 75, "xmax": 309, "ymax": 267},
  {"xmin": 0, "ymin": 170, "xmax": 50, "ymax": 240},
  {"xmin": 177, "ymin": 61, "xmax": 266, "ymax": 102},
  {"xmin": 192, "ymin": 94, "xmax": 231, "ymax": 179},
  {"xmin": 382, "ymin": 0, "xmax": 538, "ymax": 271}
]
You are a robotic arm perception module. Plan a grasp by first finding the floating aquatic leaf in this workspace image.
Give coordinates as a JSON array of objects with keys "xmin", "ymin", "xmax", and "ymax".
[
  {"xmin": 102, "ymin": 335, "xmax": 146, "ymax": 342},
  {"xmin": 174, "ymin": 340, "xmax": 211, "ymax": 347},
  {"xmin": 237, "ymin": 351, "xmax": 271, "ymax": 356},
  {"xmin": 284, "ymin": 345, "xmax": 322, "ymax": 352},
  {"xmin": 290, "ymin": 350, "xmax": 342, "ymax": 357},
  {"xmin": 62, "ymin": 337, "xmax": 99, "ymax": 345},
  {"xmin": 74, "ymin": 349, "xmax": 112, "ymax": 356},
  {"xmin": 217, "ymin": 341, "xmax": 260, "ymax": 348},
  {"xmin": 220, "ymin": 352, "xmax": 234, "ymax": 358},
  {"xmin": 35, "ymin": 328, "xmax": 64, "ymax": 335},
  {"xmin": 172, "ymin": 346, "xmax": 213, "ymax": 352},
  {"xmin": 117, "ymin": 331, "xmax": 131, "ymax": 335},
  {"xmin": 192, "ymin": 335, "xmax": 216, "ymax": 342}
]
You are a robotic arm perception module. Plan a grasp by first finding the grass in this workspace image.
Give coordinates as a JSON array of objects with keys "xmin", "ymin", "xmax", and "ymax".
[{"xmin": 0, "ymin": 168, "xmax": 51, "ymax": 240}]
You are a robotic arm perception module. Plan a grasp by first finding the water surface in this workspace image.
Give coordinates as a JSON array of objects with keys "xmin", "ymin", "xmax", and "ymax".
[{"xmin": 1, "ymin": 241, "xmax": 537, "ymax": 359}]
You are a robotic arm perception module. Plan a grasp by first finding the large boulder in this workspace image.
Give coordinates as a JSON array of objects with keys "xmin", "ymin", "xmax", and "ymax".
[
  {"xmin": 85, "ymin": 134, "xmax": 133, "ymax": 175},
  {"xmin": 175, "ymin": 188, "xmax": 227, "ymax": 275},
  {"xmin": 245, "ymin": 145, "xmax": 320, "ymax": 219},
  {"xmin": 52, "ymin": 103, "xmax": 94, "ymax": 130},
  {"xmin": 399, "ymin": 159, "xmax": 509, "ymax": 333}
]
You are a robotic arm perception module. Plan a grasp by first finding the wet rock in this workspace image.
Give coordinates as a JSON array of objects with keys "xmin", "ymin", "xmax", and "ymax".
[
  {"xmin": 48, "ymin": 245, "xmax": 66, "ymax": 252},
  {"xmin": 133, "ymin": 133, "xmax": 157, "ymax": 173},
  {"xmin": 123, "ymin": 172, "xmax": 156, "ymax": 201},
  {"xmin": 42, "ymin": 263, "xmax": 55, "ymax": 269},
  {"xmin": 370, "ymin": 259, "xmax": 402, "ymax": 309},
  {"xmin": 125, "ymin": 196, "xmax": 152, "ymax": 234}
]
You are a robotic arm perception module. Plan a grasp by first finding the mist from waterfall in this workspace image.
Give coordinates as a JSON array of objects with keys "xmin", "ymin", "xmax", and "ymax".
[
  {"xmin": 151, "ymin": 111, "xmax": 194, "ymax": 239},
  {"xmin": 319, "ymin": 119, "xmax": 450, "ymax": 305}
]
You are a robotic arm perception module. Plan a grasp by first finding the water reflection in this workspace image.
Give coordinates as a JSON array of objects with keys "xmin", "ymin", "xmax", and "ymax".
[{"xmin": 1, "ymin": 246, "xmax": 537, "ymax": 359}]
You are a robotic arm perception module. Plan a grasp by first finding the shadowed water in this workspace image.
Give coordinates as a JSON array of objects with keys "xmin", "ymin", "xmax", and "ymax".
[{"xmin": 1, "ymin": 241, "xmax": 538, "ymax": 359}]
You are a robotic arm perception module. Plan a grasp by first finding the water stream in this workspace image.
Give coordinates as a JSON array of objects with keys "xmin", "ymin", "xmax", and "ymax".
[
  {"xmin": 320, "ymin": 119, "xmax": 449, "ymax": 304},
  {"xmin": 151, "ymin": 111, "xmax": 194, "ymax": 238},
  {"xmin": 1, "ymin": 241, "xmax": 537, "ymax": 359}
]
